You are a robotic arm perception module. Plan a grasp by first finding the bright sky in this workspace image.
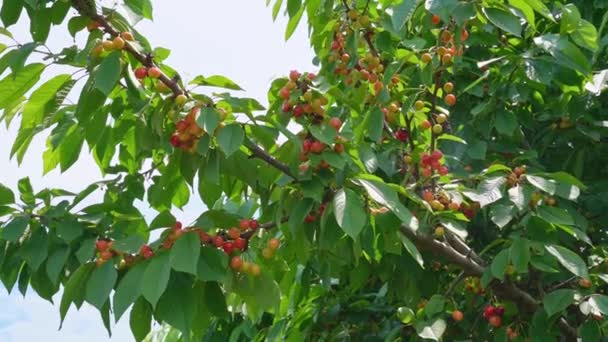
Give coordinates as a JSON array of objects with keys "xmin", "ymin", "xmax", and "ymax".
[{"xmin": 0, "ymin": 1, "xmax": 314, "ymax": 341}]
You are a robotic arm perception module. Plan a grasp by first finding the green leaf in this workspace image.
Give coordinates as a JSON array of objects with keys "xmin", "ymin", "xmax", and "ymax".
[
  {"xmin": 544, "ymin": 289, "xmax": 575, "ymax": 317},
  {"xmin": 309, "ymin": 124, "xmax": 337, "ymax": 145},
  {"xmin": 333, "ymin": 188, "xmax": 367, "ymax": 239},
  {"xmin": 0, "ymin": 63, "xmax": 44, "ymax": 109},
  {"xmin": 357, "ymin": 178, "xmax": 418, "ymax": 230},
  {"xmin": 491, "ymin": 249, "xmax": 510, "ymax": 280},
  {"xmin": 545, "ymin": 244, "xmax": 588, "ymax": 278},
  {"xmin": 285, "ymin": 5, "xmax": 304, "ymax": 40},
  {"xmin": 462, "ymin": 176, "xmax": 505, "ymax": 208},
  {"xmin": 56, "ymin": 219, "xmax": 85, "ymax": 243},
  {"xmin": 490, "ymin": 204, "xmax": 515, "ymax": 228},
  {"xmin": 204, "ymin": 282, "xmax": 228, "ymax": 319},
  {"xmin": 113, "ymin": 261, "xmax": 147, "ymax": 322},
  {"xmin": 466, "ymin": 140, "xmax": 487, "ymax": 160},
  {"xmin": 196, "ymin": 107, "xmax": 220, "ymax": 135},
  {"xmin": 0, "ymin": 183, "xmax": 15, "ymax": 205},
  {"xmin": 197, "ymin": 246, "xmax": 228, "ymax": 282},
  {"xmin": 170, "ymin": 231, "xmax": 200, "ymax": 275},
  {"xmin": 495, "ymin": 108, "xmax": 517, "ymax": 136},
  {"xmin": 1, "ymin": 0, "xmax": 23, "ymax": 27},
  {"xmin": 21, "ymin": 74, "xmax": 71, "ymax": 128},
  {"xmin": 288, "ymin": 198, "xmax": 314, "ymax": 235},
  {"xmin": 534, "ymin": 34, "xmax": 591, "ymax": 75},
  {"xmin": 510, "ymin": 238, "xmax": 530, "ymax": 273},
  {"xmin": 190, "ymin": 75, "xmax": 243, "ymax": 90},
  {"xmin": 482, "ymin": 7, "xmax": 522, "ymax": 37},
  {"xmin": 130, "ymin": 297, "xmax": 152, "ymax": 342},
  {"xmin": 392, "ymin": 0, "xmax": 420, "ymax": 30},
  {"xmin": 1, "ymin": 215, "xmax": 28, "ymax": 242},
  {"xmin": 216, "ymin": 124, "xmax": 244, "ymax": 157},
  {"xmin": 85, "ymin": 260, "xmax": 118, "ymax": 310},
  {"xmin": 59, "ymin": 125, "xmax": 84, "ymax": 172},
  {"xmin": 366, "ymin": 107, "xmax": 384, "ymax": 143},
  {"xmin": 76, "ymin": 238, "xmax": 96, "ymax": 264},
  {"xmin": 112, "ymin": 235, "xmax": 145, "ymax": 254},
  {"xmin": 537, "ymin": 206, "xmax": 574, "ymax": 226},
  {"xmin": 94, "ymin": 52, "xmax": 122, "ymax": 96},
  {"xmin": 400, "ymin": 234, "xmax": 424, "ymax": 268},
  {"xmin": 46, "ymin": 246, "xmax": 69, "ymax": 284},
  {"xmin": 425, "ymin": 294, "xmax": 445, "ymax": 318},
  {"xmin": 142, "ymin": 252, "xmax": 171, "ymax": 308},
  {"xmin": 572, "ymin": 20, "xmax": 598, "ymax": 51},
  {"xmin": 20, "ymin": 228, "xmax": 48, "ymax": 271},
  {"xmin": 125, "ymin": 0, "xmax": 153, "ymax": 20},
  {"xmin": 560, "ymin": 4, "xmax": 580, "ymax": 34},
  {"xmin": 525, "ymin": 0, "xmax": 554, "ymax": 22},
  {"xmin": 59, "ymin": 263, "xmax": 94, "ymax": 327},
  {"xmin": 156, "ymin": 274, "xmax": 197, "ymax": 337},
  {"xmin": 508, "ymin": 0, "xmax": 535, "ymax": 30}
]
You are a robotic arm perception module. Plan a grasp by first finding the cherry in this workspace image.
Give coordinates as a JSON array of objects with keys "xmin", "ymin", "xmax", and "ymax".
[
  {"xmin": 403, "ymin": 155, "xmax": 413, "ymax": 164},
  {"xmin": 421, "ymin": 53, "xmax": 432, "ymax": 64},
  {"xmin": 134, "ymin": 67, "xmax": 148, "ymax": 79},
  {"xmin": 329, "ymin": 117, "xmax": 342, "ymax": 131},
  {"xmin": 431, "ymin": 14, "xmax": 441, "ymax": 25},
  {"xmin": 148, "ymin": 67, "xmax": 162, "ymax": 78},
  {"xmin": 293, "ymin": 105, "xmax": 304, "ymax": 117},
  {"xmin": 100, "ymin": 250, "xmax": 113, "ymax": 260},
  {"xmin": 334, "ymin": 143, "xmax": 345, "ymax": 153},
  {"xmin": 319, "ymin": 160, "xmax": 330, "ymax": 169},
  {"xmin": 488, "ymin": 315, "xmax": 502, "ymax": 328},
  {"xmin": 307, "ymin": 72, "xmax": 316, "ymax": 80},
  {"xmin": 96, "ymin": 240, "xmax": 110, "ymax": 252},
  {"xmin": 331, "ymin": 40, "xmax": 341, "ymax": 50},
  {"xmin": 483, "ymin": 306, "xmax": 496, "ymax": 319},
  {"xmin": 340, "ymin": 53, "xmax": 350, "ymax": 62},
  {"xmin": 438, "ymin": 166, "xmax": 449, "ymax": 176},
  {"xmin": 222, "ymin": 242, "xmax": 235, "ymax": 255},
  {"xmin": 443, "ymin": 82, "xmax": 454, "ymax": 93},
  {"xmin": 239, "ymin": 219, "xmax": 250, "ymax": 230},
  {"xmin": 197, "ymin": 230, "xmax": 212, "ymax": 244},
  {"xmin": 304, "ymin": 214, "xmax": 316, "ymax": 223},
  {"xmin": 299, "ymin": 162, "xmax": 309, "ymax": 172},
  {"xmin": 432, "ymin": 124, "xmax": 443, "ymax": 134},
  {"xmin": 213, "ymin": 236, "xmax": 224, "ymax": 247},
  {"xmin": 513, "ymin": 166, "xmax": 526, "ymax": 176},
  {"xmin": 452, "ymin": 310, "xmax": 464, "ymax": 322},
  {"xmin": 445, "ymin": 94, "xmax": 456, "ymax": 106},
  {"xmin": 422, "ymin": 190, "xmax": 434, "ymax": 202},
  {"xmin": 414, "ymin": 100, "xmax": 425, "ymax": 111},
  {"xmin": 448, "ymin": 202, "xmax": 460, "ymax": 211},
  {"xmin": 310, "ymin": 141, "xmax": 325, "ymax": 154},
  {"xmin": 579, "ymin": 278, "xmax": 592, "ymax": 288},
  {"xmin": 86, "ymin": 21, "xmax": 101, "ymax": 31},
  {"xmin": 279, "ymin": 87, "xmax": 290, "ymax": 100},
  {"xmin": 241, "ymin": 261, "xmax": 252, "ymax": 273},
  {"xmin": 234, "ymin": 237, "xmax": 247, "ymax": 250},
  {"xmin": 420, "ymin": 120, "xmax": 432, "ymax": 130},
  {"xmin": 101, "ymin": 40, "xmax": 114, "ymax": 50},
  {"xmin": 121, "ymin": 31, "xmax": 134, "ymax": 41},
  {"xmin": 442, "ymin": 53, "xmax": 453, "ymax": 65},
  {"xmin": 289, "ymin": 70, "xmax": 301, "ymax": 81},
  {"xmin": 262, "ymin": 248, "xmax": 274, "ymax": 259},
  {"xmin": 175, "ymin": 94, "xmax": 188, "ymax": 106},
  {"xmin": 436, "ymin": 113, "xmax": 448, "ymax": 124},
  {"xmin": 112, "ymin": 36, "xmax": 125, "ymax": 50},
  {"xmin": 394, "ymin": 129, "xmax": 409, "ymax": 142},
  {"xmin": 250, "ymin": 264, "xmax": 261, "ymax": 276},
  {"xmin": 434, "ymin": 226, "xmax": 445, "ymax": 237},
  {"xmin": 174, "ymin": 221, "xmax": 182, "ymax": 230},
  {"xmin": 140, "ymin": 245, "xmax": 154, "ymax": 259},
  {"xmin": 460, "ymin": 28, "xmax": 469, "ymax": 41},
  {"xmin": 228, "ymin": 227, "xmax": 241, "ymax": 240},
  {"xmin": 431, "ymin": 150, "xmax": 443, "ymax": 160},
  {"xmin": 249, "ymin": 219, "xmax": 259, "ymax": 230},
  {"xmin": 268, "ymin": 238, "xmax": 280, "ymax": 250},
  {"xmin": 440, "ymin": 30, "xmax": 452, "ymax": 43},
  {"xmin": 170, "ymin": 135, "xmax": 181, "ymax": 147},
  {"xmin": 230, "ymin": 256, "xmax": 243, "ymax": 271},
  {"xmin": 282, "ymin": 102, "xmax": 292, "ymax": 113}
]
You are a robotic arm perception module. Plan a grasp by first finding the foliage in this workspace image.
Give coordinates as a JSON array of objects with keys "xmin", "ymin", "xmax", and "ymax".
[{"xmin": 1, "ymin": 0, "xmax": 608, "ymax": 340}]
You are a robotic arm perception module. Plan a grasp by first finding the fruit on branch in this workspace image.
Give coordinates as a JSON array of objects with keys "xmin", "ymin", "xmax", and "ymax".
[
  {"xmin": 175, "ymin": 94, "xmax": 188, "ymax": 106},
  {"xmin": 262, "ymin": 248, "xmax": 274, "ymax": 259},
  {"xmin": 102, "ymin": 40, "xmax": 114, "ymax": 50},
  {"xmin": 121, "ymin": 31, "xmax": 134, "ymax": 41},
  {"xmin": 488, "ymin": 315, "xmax": 502, "ymax": 328},
  {"xmin": 86, "ymin": 21, "xmax": 100, "ymax": 31},
  {"xmin": 250, "ymin": 263, "xmax": 261, "ymax": 277},
  {"xmin": 444, "ymin": 94, "xmax": 456, "ymax": 107},
  {"xmin": 213, "ymin": 236, "xmax": 224, "ymax": 248},
  {"xmin": 334, "ymin": 143, "xmax": 345, "ymax": 153},
  {"xmin": 310, "ymin": 141, "xmax": 326, "ymax": 154},
  {"xmin": 460, "ymin": 28, "xmax": 469, "ymax": 41},
  {"xmin": 112, "ymin": 36, "xmax": 125, "ymax": 50},
  {"xmin": 431, "ymin": 14, "xmax": 441, "ymax": 25},
  {"xmin": 434, "ymin": 226, "xmax": 445, "ymax": 238},
  {"xmin": 148, "ymin": 67, "xmax": 162, "ymax": 78},
  {"xmin": 441, "ymin": 31, "xmax": 452, "ymax": 43},
  {"xmin": 228, "ymin": 227, "xmax": 241, "ymax": 240},
  {"xmin": 443, "ymin": 82, "xmax": 454, "ymax": 93},
  {"xmin": 420, "ymin": 120, "xmax": 432, "ymax": 130},
  {"xmin": 222, "ymin": 242, "xmax": 235, "ymax": 255},
  {"xmin": 230, "ymin": 256, "xmax": 243, "ymax": 271},
  {"xmin": 442, "ymin": 53, "xmax": 453, "ymax": 65},
  {"xmin": 139, "ymin": 245, "xmax": 154, "ymax": 259},
  {"xmin": 421, "ymin": 53, "xmax": 432, "ymax": 64},
  {"xmin": 579, "ymin": 278, "xmax": 592, "ymax": 288},
  {"xmin": 329, "ymin": 117, "xmax": 342, "ymax": 131},
  {"xmin": 432, "ymin": 124, "xmax": 443, "ymax": 134},
  {"xmin": 234, "ymin": 238, "xmax": 247, "ymax": 250},
  {"xmin": 268, "ymin": 238, "xmax": 280, "ymax": 251},
  {"xmin": 394, "ymin": 128, "xmax": 409, "ymax": 142},
  {"xmin": 415, "ymin": 100, "xmax": 425, "ymax": 111},
  {"xmin": 452, "ymin": 310, "xmax": 464, "ymax": 322},
  {"xmin": 436, "ymin": 113, "xmax": 448, "ymax": 124},
  {"xmin": 96, "ymin": 240, "xmax": 110, "ymax": 252},
  {"xmin": 289, "ymin": 70, "xmax": 301, "ymax": 81},
  {"xmin": 134, "ymin": 67, "xmax": 148, "ymax": 79}
]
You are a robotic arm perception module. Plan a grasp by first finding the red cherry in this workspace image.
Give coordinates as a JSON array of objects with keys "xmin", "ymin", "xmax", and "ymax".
[
  {"xmin": 431, "ymin": 14, "xmax": 441, "ymax": 25},
  {"xmin": 438, "ymin": 166, "xmax": 449, "ymax": 176},
  {"xmin": 213, "ymin": 236, "xmax": 224, "ymax": 247},
  {"xmin": 279, "ymin": 87, "xmax": 290, "ymax": 100},
  {"xmin": 303, "ymin": 139, "xmax": 313, "ymax": 153},
  {"xmin": 310, "ymin": 141, "xmax": 325, "ymax": 154},
  {"xmin": 249, "ymin": 219, "xmax": 259, "ymax": 230},
  {"xmin": 304, "ymin": 214, "xmax": 316, "ymax": 223},
  {"xmin": 483, "ymin": 306, "xmax": 496, "ymax": 319},
  {"xmin": 334, "ymin": 143, "xmax": 344, "ymax": 153},
  {"xmin": 174, "ymin": 221, "xmax": 182, "ymax": 230},
  {"xmin": 197, "ymin": 230, "xmax": 211, "ymax": 244},
  {"xmin": 147, "ymin": 67, "xmax": 162, "ymax": 78},
  {"xmin": 422, "ymin": 168, "xmax": 432, "ymax": 177},
  {"xmin": 329, "ymin": 117, "xmax": 342, "ymax": 131},
  {"xmin": 452, "ymin": 310, "xmax": 464, "ymax": 322},
  {"xmin": 228, "ymin": 227, "xmax": 241, "ymax": 240},
  {"xmin": 489, "ymin": 315, "xmax": 502, "ymax": 328},
  {"xmin": 307, "ymin": 73, "xmax": 316, "ymax": 80},
  {"xmin": 494, "ymin": 307, "xmax": 505, "ymax": 316},
  {"xmin": 223, "ymin": 242, "xmax": 235, "ymax": 255},
  {"xmin": 96, "ymin": 240, "xmax": 110, "ymax": 252},
  {"xmin": 239, "ymin": 219, "xmax": 250, "ymax": 230},
  {"xmin": 230, "ymin": 256, "xmax": 243, "ymax": 271},
  {"xmin": 293, "ymin": 105, "xmax": 304, "ymax": 117},
  {"xmin": 282, "ymin": 102, "xmax": 292, "ymax": 113},
  {"xmin": 430, "ymin": 159, "xmax": 441, "ymax": 170},
  {"xmin": 331, "ymin": 41, "xmax": 340, "ymax": 50},
  {"xmin": 421, "ymin": 153, "xmax": 432, "ymax": 166},
  {"xmin": 100, "ymin": 250, "xmax": 113, "ymax": 260},
  {"xmin": 394, "ymin": 129, "xmax": 409, "ymax": 142},
  {"xmin": 268, "ymin": 238, "xmax": 280, "ymax": 250},
  {"xmin": 422, "ymin": 190, "xmax": 434, "ymax": 202},
  {"xmin": 289, "ymin": 70, "xmax": 301, "ymax": 81},
  {"xmin": 134, "ymin": 67, "xmax": 148, "ymax": 79},
  {"xmin": 420, "ymin": 120, "xmax": 432, "ymax": 130},
  {"xmin": 234, "ymin": 237, "xmax": 247, "ymax": 250},
  {"xmin": 461, "ymin": 28, "xmax": 469, "ymax": 41},
  {"xmin": 431, "ymin": 150, "xmax": 443, "ymax": 160},
  {"xmin": 176, "ymin": 120, "xmax": 187, "ymax": 131}
]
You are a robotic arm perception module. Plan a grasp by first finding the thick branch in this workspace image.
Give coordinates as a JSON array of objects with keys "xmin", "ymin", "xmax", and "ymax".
[
  {"xmin": 71, "ymin": 0, "xmax": 185, "ymax": 97},
  {"xmin": 244, "ymin": 138, "xmax": 297, "ymax": 180},
  {"xmin": 399, "ymin": 225, "xmax": 578, "ymax": 340}
]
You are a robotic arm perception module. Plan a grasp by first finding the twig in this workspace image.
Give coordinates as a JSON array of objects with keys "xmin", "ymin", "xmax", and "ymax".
[{"xmin": 244, "ymin": 138, "xmax": 297, "ymax": 180}]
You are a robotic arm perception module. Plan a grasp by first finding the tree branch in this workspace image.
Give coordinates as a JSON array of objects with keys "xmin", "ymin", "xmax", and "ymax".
[
  {"xmin": 70, "ymin": 0, "xmax": 185, "ymax": 97},
  {"xmin": 244, "ymin": 138, "xmax": 297, "ymax": 181}
]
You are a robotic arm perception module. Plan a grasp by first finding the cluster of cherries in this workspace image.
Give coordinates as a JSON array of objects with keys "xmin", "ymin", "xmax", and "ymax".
[
  {"xmin": 506, "ymin": 166, "xmax": 527, "ymax": 188},
  {"xmin": 421, "ymin": 189, "xmax": 478, "ymax": 219},
  {"xmin": 420, "ymin": 150, "xmax": 448, "ymax": 177},
  {"xmin": 279, "ymin": 70, "xmax": 324, "ymax": 119},
  {"xmin": 483, "ymin": 305, "xmax": 505, "ymax": 328},
  {"xmin": 305, "ymin": 202, "xmax": 328, "ymax": 223},
  {"xmin": 298, "ymin": 118, "xmax": 345, "ymax": 171},
  {"xmin": 169, "ymin": 108, "xmax": 204, "ymax": 152},
  {"xmin": 464, "ymin": 276, "xmax": 485, "ymax": 295}
]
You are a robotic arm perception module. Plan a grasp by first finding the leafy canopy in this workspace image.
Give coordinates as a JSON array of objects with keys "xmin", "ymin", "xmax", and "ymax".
[{"xmin": 0, "ymin": 0, "xmax": 608, "ymax": 341}]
